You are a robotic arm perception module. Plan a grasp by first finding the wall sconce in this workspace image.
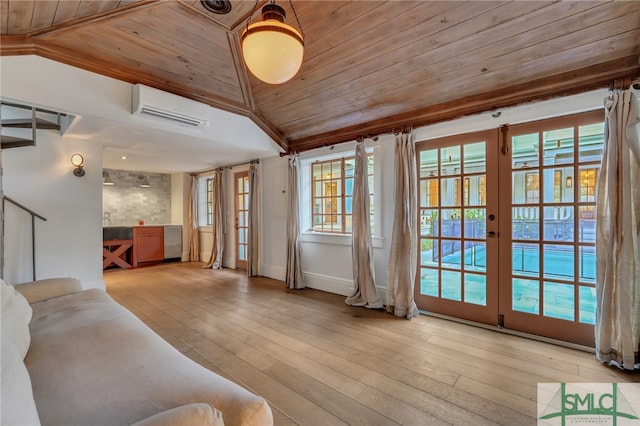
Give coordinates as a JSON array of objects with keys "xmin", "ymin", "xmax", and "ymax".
[
  {"xmin": 103, "ymin": 171, "xmax": 115, "ymax": 186},
  {"xmin": 71, "ymin": 154, "xmax": 85, "ymax": 177},
  {"xmin": 139, "ymin": 175, "xmax": 151, "ymax": 188},
  {"xmin": 565, "ymin": 176, "xmax": 573, "ymax": 187}
]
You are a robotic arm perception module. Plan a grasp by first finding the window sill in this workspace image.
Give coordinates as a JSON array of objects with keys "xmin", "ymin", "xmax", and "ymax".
[{"xmin": 301, "ymin": 231, "xmax": 384, "ymax": 248}]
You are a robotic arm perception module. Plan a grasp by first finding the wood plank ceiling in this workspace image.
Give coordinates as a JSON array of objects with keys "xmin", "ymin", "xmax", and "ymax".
[{"xmin": 2, "ymin": 0, "xmax": 639, "ymax": 153}]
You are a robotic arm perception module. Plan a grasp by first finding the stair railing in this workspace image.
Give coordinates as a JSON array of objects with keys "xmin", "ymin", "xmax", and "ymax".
[{"xmin": 2, "ymin": 196, "xmax": 47, "ymax": 281}]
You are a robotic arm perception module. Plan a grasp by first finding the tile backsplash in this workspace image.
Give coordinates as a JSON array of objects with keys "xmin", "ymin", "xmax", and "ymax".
[{"xmin": 102, "ymin": 169, "xmax": 171, "ymax": 225}]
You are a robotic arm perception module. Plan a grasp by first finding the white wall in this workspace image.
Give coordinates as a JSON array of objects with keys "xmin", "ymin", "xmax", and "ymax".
[
  {"xmin": 3, "ymin": 132, "xmax": 104, "ymax": 289},
  {"xmin": 258, "ymin": 90, "xmax": 609, "ymax": 299}
]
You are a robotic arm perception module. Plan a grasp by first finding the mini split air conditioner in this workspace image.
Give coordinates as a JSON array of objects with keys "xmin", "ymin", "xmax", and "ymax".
[{"xmin": 132, "ymin": 84, "xmax": 211, "ymax": 128}]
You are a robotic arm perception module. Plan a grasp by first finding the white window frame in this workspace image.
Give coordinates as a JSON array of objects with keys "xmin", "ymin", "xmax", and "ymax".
[
  {"xmin": 197, "ymin": 176, "xmax": 213, "ymax": 227},
  {"xmin": 300, "ymin": 144, "xmax": 383, "ymax": 247}
]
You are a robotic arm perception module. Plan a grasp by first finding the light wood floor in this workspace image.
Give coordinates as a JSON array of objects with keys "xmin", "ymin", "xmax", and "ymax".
[{"xmin": 104, "ymin": 262, "xmax": 638, "ymax": 426}]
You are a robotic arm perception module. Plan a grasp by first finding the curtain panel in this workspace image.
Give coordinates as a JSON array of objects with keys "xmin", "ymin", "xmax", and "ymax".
[
  {"xmin": 203, "ymin": 169, "xmax": 225, "ymax": 269},
  {"xmin": 247, "ymin": 164, "xmax": 260, "ymax": 276},
  {"xmin": 346, "ymin": 142, "xmax": 383, "ymax": 308},
  {"xmin": 188, "ymin": 175, "xmax": 200, "ymax": 261},
  {"xmin": 285, "ymin": 155, "xmax": 304, "ymax": 289},
  {"xmin": 386, "ymin": 131, "xmax": 419, "ymax": 319},
  {"xmin": 595, "ymin": 89, "xmax": 640, "ymax": 370}
]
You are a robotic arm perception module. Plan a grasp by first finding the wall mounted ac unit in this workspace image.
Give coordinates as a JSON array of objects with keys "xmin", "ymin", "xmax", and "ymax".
[{"xmin": 132, "ymin": 84, "xmax": 211, "ymax": 128}]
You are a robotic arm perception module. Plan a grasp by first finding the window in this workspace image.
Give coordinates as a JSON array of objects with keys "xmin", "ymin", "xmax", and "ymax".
[
  {"xmin": 579, "ymin": 168, "xmax": 597, "ymax": 217},
  {"xmin": 525, "ymin": 172, "xmax": 539, "ymax": 203},
  {"xmin": 310, "ymin": 155, "xmax": 373, "ymax": 233},
  {"xmin": 554, "ymin": 170, "xmax": 562, "ymax": 203},
  {"xmin": 206, "ymin": 177, "xmax": 214, "ymax": 226},
  {"xmin": 196, "ymin": 176, "xmax": 214, "ymax": 227}
]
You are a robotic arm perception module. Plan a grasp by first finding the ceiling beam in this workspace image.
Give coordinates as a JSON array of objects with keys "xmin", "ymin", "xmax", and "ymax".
[{"xmin": 288, "ymin": 56, "xmax": 640, "ymax": 153}]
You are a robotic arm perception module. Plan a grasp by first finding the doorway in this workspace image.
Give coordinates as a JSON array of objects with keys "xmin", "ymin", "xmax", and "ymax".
[
  {"xmin": 234, "ymin": 171, "xmax": 249, "ymax": 270},
  {"xmin": 415, "ymin": 110, "xmax": 604, "ymax": 347}
]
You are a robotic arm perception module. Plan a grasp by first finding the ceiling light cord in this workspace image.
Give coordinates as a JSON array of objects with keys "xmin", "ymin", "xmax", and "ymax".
[{"xmin": 289, "ymin": 0, "xmax": 304, "ymax": 39}]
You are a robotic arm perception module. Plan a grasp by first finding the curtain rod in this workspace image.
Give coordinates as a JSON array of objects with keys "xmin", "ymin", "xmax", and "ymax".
[{"xmin": 194, "ymin": 159, "xmax": 259, "ymax": 175}]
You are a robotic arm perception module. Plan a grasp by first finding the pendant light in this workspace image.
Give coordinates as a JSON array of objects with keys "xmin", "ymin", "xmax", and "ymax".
[{"xmin": 241, "ymin": 0, "xmax": 304, "ymax": 85}]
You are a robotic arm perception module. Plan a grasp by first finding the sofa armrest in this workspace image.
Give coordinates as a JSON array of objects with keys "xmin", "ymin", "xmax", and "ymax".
[
  {"xmin": 15, "ymin": 277, "xmax": 82, "ymax": 304},
  {"xmin": 131, "ymin": 403, "xmax": 223, "ymax": 426}
]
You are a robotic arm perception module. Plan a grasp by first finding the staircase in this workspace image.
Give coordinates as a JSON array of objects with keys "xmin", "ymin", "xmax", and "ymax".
[
  {"xmin": 0, "ymin": 101, "xmax": 62, "ymax": 280},
  {"xmin": 1, "ymin": 101, "xmax": 72, "ymax": 149}
]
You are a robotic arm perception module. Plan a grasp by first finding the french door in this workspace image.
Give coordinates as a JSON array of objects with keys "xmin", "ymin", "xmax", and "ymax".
[
  {"xmin": 235, "ymin": 171, "xmax": 249, "ymax": 270},
  {"xmin": 416, "ymin": 110, "xmax": 604, "ymax": 347},
  {"xmin": 416, "ymin": 130, "xmax": 500, "ymax": 325},
  {"xmin": 498, "ymin": 110, "xmax": 603, "ymax": 347}
]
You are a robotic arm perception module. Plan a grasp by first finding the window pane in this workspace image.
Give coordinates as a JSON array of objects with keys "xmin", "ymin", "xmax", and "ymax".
[
  {"xmin": 578, "ymin": 210, "xmax": 595, "ymax": 243},
  {"xmin": 543, "ymin": 244, "xmax": 574, "ymax": 281},
  {"xmin": 440, "ymin": 146, "xmax": 460, "ymax": 176},
  {"xmin": 441, "ymin": 178, "xmax": 461, "ymax": 207},
  {"xmin": 513, "ymin": 243, "xmax": 539, "ymax": 277},
  {"xmin": 420, "ymin": 149, "xmax": 438, "ymax": 177},
  {"xmin": 420, "ymin": 268, "xmax": 439, "ymax": 296},
  {"xmin": 441, "ymin": 270, "xmax": 461, "ymax": 301},
  {"xmin": 543, "ymin": 282, "xmax": 574, "ymax": 321},
  {"xmin": 512, "ymin": 133, "xmax": 539, "ymax": 168},
  {"xmin": 464, "ymin": 208, "xmax": 485, "ymax": 239},
  {"xmin": 420, "ymin": 178, "xmax": 439, "ymax": 207},
  {"xmin": 579, "ymin": 245, "xmax": 596, "ymax": 283},
  {"xmin": 512, "ymin": 278, "xmax": 539, "ymax": 314},
  {"xmin": 579, "ymin": 286, "xmax": 596, "ymax": 324},
  {"xmin": 579, "ymin": 122, "xmax": 604, "ymax": 163},
  {"xmin": 543, "ymin": 206, "xmax": 574, "ymax": 242},
  {"xmin": 441, "ymin": 240, "xmax": 462, "ymax": 270},
  {"xmin": 441, "ymin": 209, "xmax": 461, "ymax": 238},
  {"xmin": 420, "ymin": 238, "xmax": 438, "ymax": 267},
  {"xmin": 464, "ymin": 273, "xmax": 486, "ymax": 306},
  {"xmin": 345, "ymin": 177, "xmax": 353, "ymax": 196},
  {"xmin": 420, "ymin": 210, "xmax": 438, "ymax": 237},
  {"xmin": 512, "ymin": 208, "xmax": 539, "ymax": 240},
  {"xmin": 543, "ymin": 127, "xmax": 574, "ymax": 166},
  {"xmin": 543, "ymin": 167, "xmax": 573, "ymax": 203},
  {"xmin": 345, "ymin": 159, "xmax": 355, "ymax": 177},
  {"xmin": 464, "ymin": 242, "xmax": 486, "ymax": 273}
]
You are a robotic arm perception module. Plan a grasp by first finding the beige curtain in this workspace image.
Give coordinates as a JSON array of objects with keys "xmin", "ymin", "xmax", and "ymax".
[
  {"xmin": 595, "ymin": 88, "xmax": 640, "ymax": 370},
  {"xmin": 188, "ymin": 175, "xmax": 200, "ymax": 261},
  {"xmin": 203, "ymin": 169, "xmax": 225, "ymax": 269},
  {"xmin": 247, "ymin": 163, "xmax": 260, "ymax": 276},
  {"xmin": 346, "ymin": 142, "xmax": 382, "ymax": 308},
  {"xmin": 285, "ymin": 155, "xmax": 304, "ymax": 289},
  {"xmin": 386, "ymin": 131, "xmax": 419, "ymax": 319}
]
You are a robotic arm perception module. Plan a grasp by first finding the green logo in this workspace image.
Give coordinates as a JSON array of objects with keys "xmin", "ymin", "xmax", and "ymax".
[{"xmin": 539, "ymin": 383, "xmax": 639, "ymax": 425}]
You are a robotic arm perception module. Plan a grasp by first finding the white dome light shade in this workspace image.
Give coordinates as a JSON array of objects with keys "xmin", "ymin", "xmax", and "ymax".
[{"xmin": 241, "ymin": 3, "xmax": 304, "ymax": 85}]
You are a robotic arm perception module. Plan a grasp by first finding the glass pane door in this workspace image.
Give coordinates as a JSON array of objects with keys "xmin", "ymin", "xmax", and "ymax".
[
  {"xmin": 235, "ymin": 171, "xmax": 249, "ymax": 270},
  {"xmin": 416, "ymin": 130, "xmax": 499, "ymax": 325},
  {"xmin": 498, "ymin": 110, "xmax": 604, "ymax": 346}
]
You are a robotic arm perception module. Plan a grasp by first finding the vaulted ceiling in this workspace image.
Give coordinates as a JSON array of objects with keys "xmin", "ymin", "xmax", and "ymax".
[{"xmin": 2, "ymin": 0, "xmax": 639, "ymax": 154}]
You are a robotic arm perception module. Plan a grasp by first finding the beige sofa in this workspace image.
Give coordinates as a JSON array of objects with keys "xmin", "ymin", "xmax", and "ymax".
[{"xmin": 1, "ymin": 278, "xmax": 273, "ymax": 426}]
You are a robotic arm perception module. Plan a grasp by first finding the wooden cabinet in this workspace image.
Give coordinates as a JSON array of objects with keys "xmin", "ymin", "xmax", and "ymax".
[{"xmin": 133, "ymin": 226, "xmax": 164, "ymax": 267}]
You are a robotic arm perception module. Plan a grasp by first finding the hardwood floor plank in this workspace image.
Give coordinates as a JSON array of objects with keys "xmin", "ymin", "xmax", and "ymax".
[{"xmin": 103, "ymin": 263, "xmax": 640, "ymax": 426}]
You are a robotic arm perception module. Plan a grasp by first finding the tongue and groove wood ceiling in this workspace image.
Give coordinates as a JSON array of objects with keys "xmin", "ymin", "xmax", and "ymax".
[{"xmin": 1, "ymin": 0, "xmax": 639, "ymax": 153}]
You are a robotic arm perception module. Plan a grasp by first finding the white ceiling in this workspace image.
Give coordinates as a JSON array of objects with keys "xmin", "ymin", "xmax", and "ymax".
[{"xmin": 1, "ymin": 56, "xmax": 283, "ymax": 174}]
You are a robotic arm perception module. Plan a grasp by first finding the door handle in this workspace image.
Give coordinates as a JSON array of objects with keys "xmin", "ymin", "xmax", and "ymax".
[{"xmin": 487, "ymin": 231, "xmax": 497, "ymax": 238}]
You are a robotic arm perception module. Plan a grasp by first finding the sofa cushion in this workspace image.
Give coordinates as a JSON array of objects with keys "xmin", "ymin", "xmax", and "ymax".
[
  {"xmin": 15, "ymin": 277, "xmax": 82, "ymax": 304},
  {"xmin": 1, "ymin": 340, "xmax": 41, "ymax": 426},
  {"xmin": 131, "ymin": 403, "xmax": 224, "ymax": 426},
  {"xmin": 1, "ymin": 278, "xmax": 32, "ymax": 359},
  {"xmin": 26, "ymin": 289, "xmax": 272, "ymax": 426}
]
